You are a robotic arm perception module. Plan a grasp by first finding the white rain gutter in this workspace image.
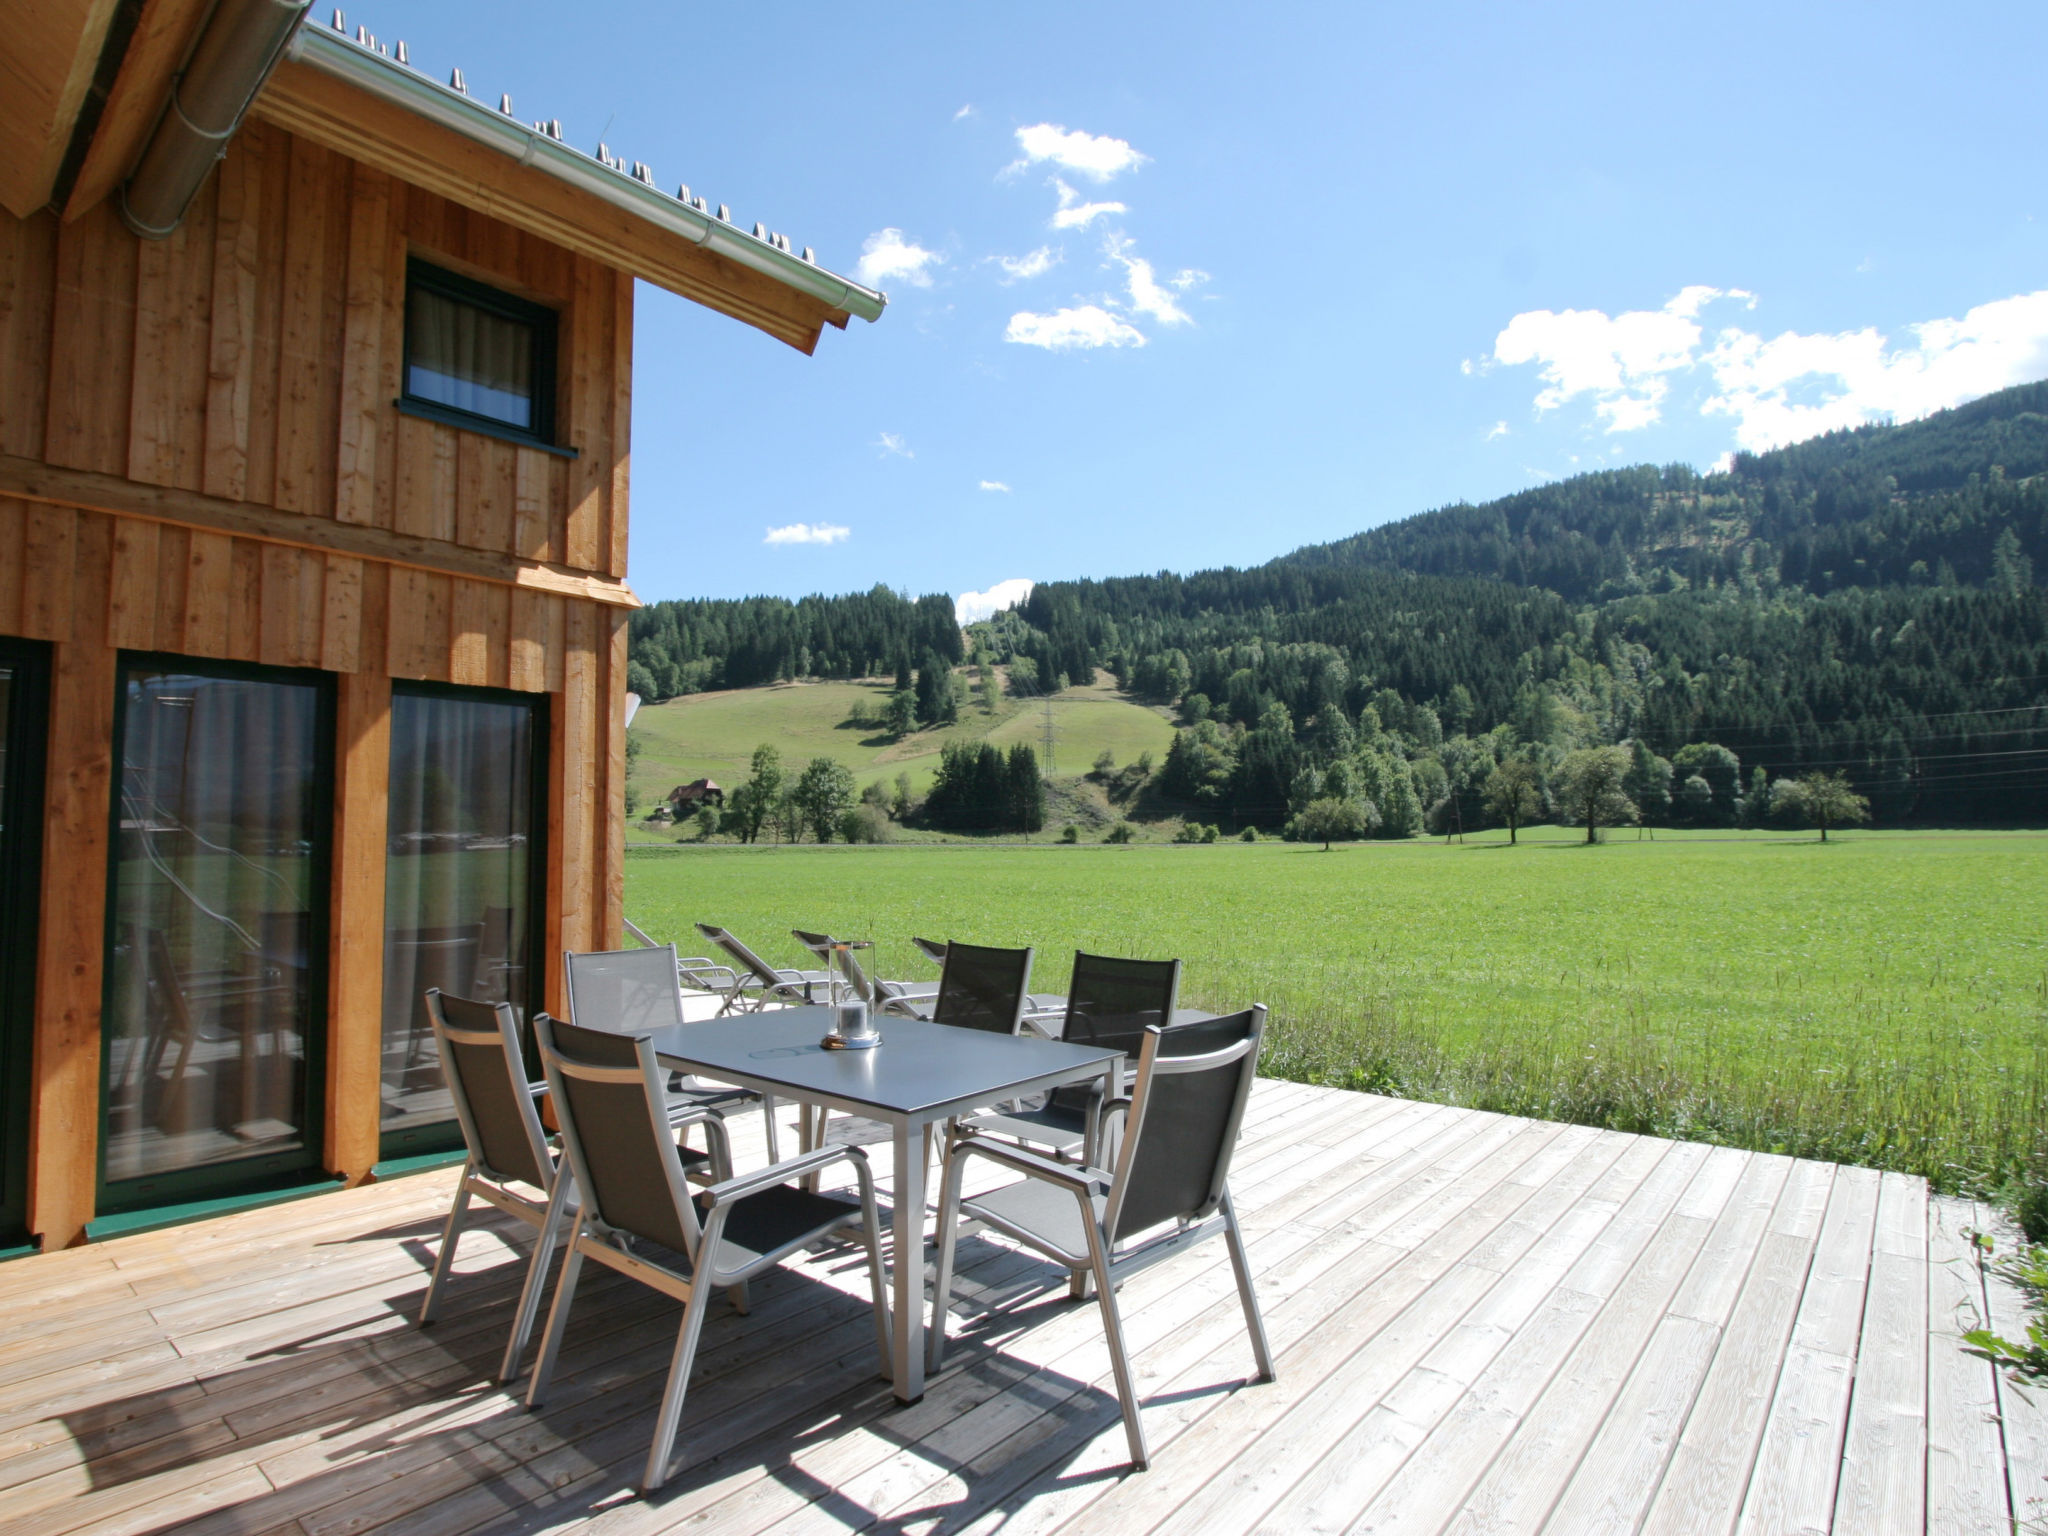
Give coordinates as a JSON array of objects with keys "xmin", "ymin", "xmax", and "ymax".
[{"xmin": 282, "ymin": 19, "xmax": 886, "ymax": 323}]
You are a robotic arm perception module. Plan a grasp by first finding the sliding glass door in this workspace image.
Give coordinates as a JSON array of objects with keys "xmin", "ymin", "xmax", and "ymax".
[
  {"xmin": 0, "ymin": 641, "xmax": 49, "ymax": 1250},
  {"xmin": 100, "ymin": 659, "xmax": 332, "ymax": 1214},
  {"xmin": 379, "ymin": 684, "xmax": 546, "ymax": 1159}
]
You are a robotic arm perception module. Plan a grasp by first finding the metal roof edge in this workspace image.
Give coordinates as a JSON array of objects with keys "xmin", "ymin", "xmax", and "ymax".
[{"xmin": 282, "ymin": 21, "xmax": 887, "ymax": 324}]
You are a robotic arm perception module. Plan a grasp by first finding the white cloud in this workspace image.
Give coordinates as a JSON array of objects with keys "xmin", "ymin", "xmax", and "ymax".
[
  {"xmin": 979, "ymin": 480, "xmax": 1012, "ymax": 492},
  {"xmin": 1106, "ymin": 234, "xmax": 1203, "ymax": 326},
  {"xmin": 1701, "ymin": 290, "xmax": 2048, "ymax": 449},
  {"xmin": 998, "ymin": 246, "xmax": 1061, "ymax": 282},
  {"xmin": 1004, "ymin": 305, "xmax": 1147, "ymax": 351},
  {"xmin": 1490, "ymin": 289, "xmax": 1718, "ymax": 432},
  {"xmin": 1010, "ymin": 124, "xmax": 1147, "ymax": 182},
  {"xmin": 765, "ymin": 522, "xmax": 850, "ymax": 546},
  {"xmin": 1485, "ymin": 420, "xmax": 1509, "ymax": 440},
  {"xmin": 854, "ymin": 228, "xmax": 943, "ymax": 291},
  {"xmin": 1050, "ymin": 179, "xmax": 1125, "ymax": 231},
  {"xmin": 953, "ymin": 104, "xmax": 975, "ymax": 121},
  {"xmin": 875, "ymin": 432, "xmax": 914, "ymax": 458},
  {"xmin": 1490, "ymin": 283, "xmax": 2048, "ymax": 451},
  {"xmin": 956, "ymin": 578, "xmax": 1035, "ymax": 625}
]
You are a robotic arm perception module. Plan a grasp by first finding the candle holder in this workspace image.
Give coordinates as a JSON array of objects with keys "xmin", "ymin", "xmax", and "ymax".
[{"xmin": 821, "ymin": 938, "xmax": 881, "ymax": 1050}]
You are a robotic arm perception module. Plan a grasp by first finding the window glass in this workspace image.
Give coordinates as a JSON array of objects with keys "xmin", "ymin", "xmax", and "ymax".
[
  {"xmin": 103, "ymin": 666, "xmax": 326, "ymax": 1197},
  {"xmin": 406, "ymin": 283, "xmax": 537, "ymax": 431},
  {"xmin": 380, "ymin": 689, "xmax": 541, "ymax": 1151}
]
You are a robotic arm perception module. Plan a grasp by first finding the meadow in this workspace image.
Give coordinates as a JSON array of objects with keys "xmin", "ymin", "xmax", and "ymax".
[
  {"xmin": 627, "ymin": 674, "xmax": 1175, "ymax": 808},
  {"xmin": 625, "ymin": 829, "xmax": 2048, "ymax": 1194}
]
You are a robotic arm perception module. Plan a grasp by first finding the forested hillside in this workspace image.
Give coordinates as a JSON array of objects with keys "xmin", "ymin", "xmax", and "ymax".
[
  {"xmin": 631, "ymin": 379, "xmax": 2048, "ymax": 828},
  {"xmin": 626, "ymin": 587, "xmax": 962, "ymax": 699}
]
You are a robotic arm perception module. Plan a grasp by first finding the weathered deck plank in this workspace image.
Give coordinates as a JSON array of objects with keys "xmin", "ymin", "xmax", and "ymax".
[{"xmin": 0, "ymin": 1081, "xmax": 2022, "ymax": 1536}]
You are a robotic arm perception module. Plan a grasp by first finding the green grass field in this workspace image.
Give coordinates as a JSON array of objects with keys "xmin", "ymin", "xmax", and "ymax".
[
  {"xmin": 627, "ymin": 674, "xmax": 1176, "ymax": 811},
  {"xmin": 625, "ymin": 830, "xmax": 2048, "ymax": 1193}
]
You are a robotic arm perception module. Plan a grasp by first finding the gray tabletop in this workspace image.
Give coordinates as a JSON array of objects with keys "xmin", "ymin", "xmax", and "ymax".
[{"xmin": 647, "ymin": 1005, "xmax": 1124, "ymax": 1124}]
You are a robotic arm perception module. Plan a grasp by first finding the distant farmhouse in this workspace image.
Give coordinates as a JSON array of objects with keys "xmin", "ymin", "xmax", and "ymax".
[
  {"xmin": 667, "ymin": 778, "xmax": 725, "ymax": 810},
  {"xmin": 0, "ymin": 2, "xmax": 884, "ymax": 1252}
]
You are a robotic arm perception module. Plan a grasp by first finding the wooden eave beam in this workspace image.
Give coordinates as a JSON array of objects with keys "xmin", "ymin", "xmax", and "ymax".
[
  {"xmin": 61, "ymin": 0, "xmax": 216, "ymax": 221},
  {"xmin": 251, "ymin": 60, "xmax": 846, "ymax": 354},
  {"xmin": 0, "ymin": 453, "xmax": 641, "ymax": 608},
  {"xmin": 0, "ymin": 0, "xmax": 126, "ymax": 217}
]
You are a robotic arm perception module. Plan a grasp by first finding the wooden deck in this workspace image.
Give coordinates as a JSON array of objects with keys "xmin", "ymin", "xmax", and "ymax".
[{"xmin": 1, "ymin": 1080, "xmax": 2039, "ymax": 1535}]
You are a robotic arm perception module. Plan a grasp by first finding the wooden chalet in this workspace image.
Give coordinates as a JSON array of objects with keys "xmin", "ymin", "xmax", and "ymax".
[
  {"xmin": 0, "ymin": 2, "xmax": 884, "ymax": 1254},
  {"xmin": 666, "ymin": 779, "xmax": 723, "ymax": 810}
]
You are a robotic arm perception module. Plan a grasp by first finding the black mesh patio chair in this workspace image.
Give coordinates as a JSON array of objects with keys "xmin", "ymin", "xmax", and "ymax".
[
  {"xmin": 565, "ymin": 944, "xmax": 781, "ymax": 1162},
  {"xmin": 417, "ymin": 990, "xmax": 730, "ymax": 1385},
  {"xmin": 968, "ymin": 952, "xmax": 1181, "ymax": 1162},
  {"xmin": 694, "ymin": 923, "xmax": 830, "ymax": 1014},
  {"xmin": 524, "ymin": 1012, "xmax": 891, "ymax": 1492},
  {"xmin": 887, "ymin": 936, "xmax": 1065, "ymax": 1024},
  {"xmin": 929, "ymin": 1006, "xmax": 1274, "ymax": 1469},
  {"xmin": 808, "ymin": 942, "xmax": 1039, "ymax": 1155}
]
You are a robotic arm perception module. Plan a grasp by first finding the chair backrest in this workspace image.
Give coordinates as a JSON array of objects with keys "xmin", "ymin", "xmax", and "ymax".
[
  {"xmin": 533, "ymin": 1012, "xmax": 702, "ymax": 1259},
  {"xmin": 910, "ymin": 936, "xmax": 949, "ymax": 966},
  {"xmin": 1062, "ymin": 952, "xmax": 1181, "ymax": 1059},
  {"xmin": 931, "ymin": 942, "xmax": 1034, "ymax": 1034},
  {"xmin": 426, "ymin": 989, "xmax": 553, "ymax": 1190},
  {"xmin": 695, "ymin": 923, "xmax": 786, "ymax": 990},
  {"xmin": 1105, "ymin": 1006, "xmax": 1266, "ymax": 1243},
  {"xmin": 564, "ymin": 945, "xmax": 686, "ymax": 1035}
]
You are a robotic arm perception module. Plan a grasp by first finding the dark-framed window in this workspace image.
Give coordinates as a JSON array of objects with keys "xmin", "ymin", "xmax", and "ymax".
[
  {"xmin": 99, "ymin": 655, "xmax": 334, "ymax": 1216},
  {"xmin": 399, "ymin": 257, "xmax": 562, "ymax": 451},
  {"xmin": 0, "ymin": 638, "xmax": 50, "ymax": 1251},
  {"xmin": 379, "ymin": 681, "xmax": 550, "ymax": 1160}
]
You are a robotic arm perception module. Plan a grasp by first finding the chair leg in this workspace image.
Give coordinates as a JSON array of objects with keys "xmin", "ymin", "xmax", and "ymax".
[
  {"xmin": 419, "ymin": 1171, "xmax": 476, "ymax": 1325},
  {"xmin": 761, "ymin": 1093, "xmax": 781, "ymax": 1162},
  {"xmin": 1221, "ymin": 1188, "xmax": 1274, "ymax": 1382},
  {"xmin": 1084, "ymin": 1218, "xmax": 1148, "ymax": 1470},
  {"xmin": 524, "ymin": 1227, "xmax": 587, "ymax": 1409},
  {"xmin": 499, "ymin": 1180, "xmax": 573, "ymax": 1384},
  {"xmin": 643, "ymin": 1271, "xmax": 719, "ymax": 1491},
  {"xmin": 726, "ymin": 1281, "xmax": 750, "ymax": 1314}
]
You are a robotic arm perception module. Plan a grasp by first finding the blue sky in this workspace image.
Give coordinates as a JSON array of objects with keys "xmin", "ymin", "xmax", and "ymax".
[{"xmin": 366, "ymin": 2, "xmax": 2048, "ymax": 614}]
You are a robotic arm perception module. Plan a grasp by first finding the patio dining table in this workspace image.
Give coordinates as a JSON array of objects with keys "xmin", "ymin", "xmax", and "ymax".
[{"xmin": 644, "ymin": 1004, "xmax": 1123, "ymax": 1402}]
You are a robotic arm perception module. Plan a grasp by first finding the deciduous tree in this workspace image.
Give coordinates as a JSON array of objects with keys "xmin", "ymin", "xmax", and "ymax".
[
  {"xmin": 1483, "ymin": 759, "xmax": 1543, "ymax": 844},
  {"xmin": 1776, "ymin": 770, "xmax": 1871, "ymax": 842},
  {"xmin": 792, "ymin": 757, "xmax": 857, "ymax": 843},
  {"xmin": 1555, "ymin": 746, "xmax": 1636, "ymax": 844}
]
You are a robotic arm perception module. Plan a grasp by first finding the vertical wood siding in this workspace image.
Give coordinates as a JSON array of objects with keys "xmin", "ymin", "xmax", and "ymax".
[{"xmin": 0, "ymin": 116, "xmax": 637, "ymax": 1244}]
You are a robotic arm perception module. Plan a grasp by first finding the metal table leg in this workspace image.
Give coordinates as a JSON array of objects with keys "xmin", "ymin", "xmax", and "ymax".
[{"xmin": 889, "ymin": 1116, "xmax": 928, "ymax": 1402}]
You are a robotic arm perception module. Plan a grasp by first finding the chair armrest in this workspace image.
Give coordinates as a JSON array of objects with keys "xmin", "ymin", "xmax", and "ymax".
[
  {"xmin": 1018, "ymin": 1016, "xmax": 1059, "ymax": 1040},
  {"xmin": 664, "ymin": 1103, "xmax": 727, "ymax": 1132},
  {"xmin": 701, "ymin": 1144, "xmax": 868, "ymax": 1207},
  {"xmin": 951, "ymin": 1131, "xmax": 1109, "ymax": 1195},
  {"xmin": 677, "ymin": 960, "xmax": 739, "ymax": 990}
]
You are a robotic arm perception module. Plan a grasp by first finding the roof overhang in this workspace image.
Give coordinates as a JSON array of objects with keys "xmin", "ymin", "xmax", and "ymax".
[{"xmin": 255, "ymin": 20, "xmax": 885, "ymax": 353}]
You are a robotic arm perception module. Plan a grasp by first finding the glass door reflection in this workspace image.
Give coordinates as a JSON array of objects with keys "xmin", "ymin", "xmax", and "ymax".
[
  {"xmin": 380, "ymin": 686, "xmax": 544, "ymax": 1157},
  {"xmin": 102, "ymin": 661, "xmax": 330, "ymax": 1210}
]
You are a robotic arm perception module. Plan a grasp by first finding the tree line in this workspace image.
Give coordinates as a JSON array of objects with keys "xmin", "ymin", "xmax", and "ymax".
[{"xmin": 626, "ymin": 587, "xmax": 962, "ymax": 699}]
